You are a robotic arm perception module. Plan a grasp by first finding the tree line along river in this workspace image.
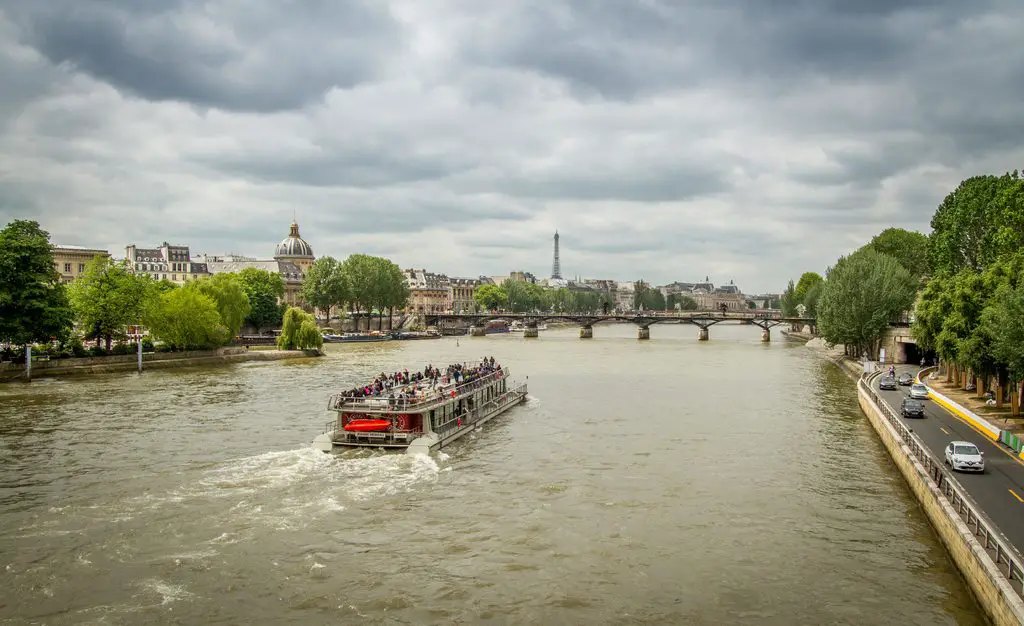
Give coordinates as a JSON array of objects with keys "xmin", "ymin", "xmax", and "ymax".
[{"xmin": 0, "ymin": 324, "xmax": 984, "ymax": 625}]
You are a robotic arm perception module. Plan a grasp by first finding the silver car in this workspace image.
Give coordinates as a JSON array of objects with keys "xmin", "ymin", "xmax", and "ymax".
[
  {"xmin": 909, "ymin": 384, "xmax": 929, "ymax": 400},
  {"xmin": 945, "ymin": 441, "xmax": 985, "ymax": 472}
]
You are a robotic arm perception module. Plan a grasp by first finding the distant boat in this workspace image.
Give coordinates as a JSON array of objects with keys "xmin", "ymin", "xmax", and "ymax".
[
  {"xmin": 510, "ymin": 321, "xmax": 547, "ymax": 332},
  {"xmin": 392, "ymin": 330, "xmax": 442, "ymax": 341},
  {"xmin": 323, "ymin": 333, "xmax": 392, "ymax": 343},
  {"xmin": 485, "ymin": 320, "xmax": 511, "ymax": 334}
]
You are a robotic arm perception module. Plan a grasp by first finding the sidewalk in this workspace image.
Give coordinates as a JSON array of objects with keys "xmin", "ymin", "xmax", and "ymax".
[{"xmin": 924, "ymin": 374, "xmax": 1024, "ymax": 437}]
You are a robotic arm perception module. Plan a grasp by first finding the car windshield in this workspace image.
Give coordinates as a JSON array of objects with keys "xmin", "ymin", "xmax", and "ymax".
[
  {"xmin": 904, "ymin": 400, "xmax": 921, "ymax": 407},
  {"xmin": 911, "ymin": 385, "xmax": 926, "ymax": 391},
  {"xmin": 954, "ymin": 445, "xmax": 979, "ymax": 456}
]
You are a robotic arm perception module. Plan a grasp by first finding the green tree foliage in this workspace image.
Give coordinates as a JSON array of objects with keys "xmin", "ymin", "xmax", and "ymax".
[
  {"xmin": 929, "ymin": 172, "xmax": 1024, "ymax": 275},
  {"xmin": 986, "ymin": 283, "xmax": 1024, "ymax": 382},
  {"xmin": 779, "ymin": 280, "xmax": 797, "ymax": 317},
  {"xmin": 238, "ymin": 267, "xmax": 284, "ymax": 332},
  {"xmin": 817, "ymin": 248, "xmax": 917, "ymax": 357},
  {"xmin": 341, "ymin": 254, "xmax": 377, "ymax": 330},
  {"xmin": 801, "ymin": 281, "xmax": 823, "ymax": 318},
  {"xmin": 473, "ymin": 284, "xmax": 506, "ymax": 311},
  {"xmin": 677, "ymin": 295, "xmax": 698, "ymax": 311},
  {"xmin": 302, "ymin": 256, "xmax": 347, "ymax": 319},
  {"xmin": 145, "ymin": 288, "xmax": 226, "ymax": 350},
  {"xmin": 278, "ymin": 306, "xmax": 323, "ymax": 350},
  {"xmin": 0, "ymin": 220, "xmax": 74, "ymax": 346},
  {"xmin": 865, "ymin": 228, "xmax": 930, "ymax": 280},
  {"xmin": 190, "ymin": 273, "xmax": 251, "ymax": 338},
  {"xmin": 68, "ymin": 256, "xmax": 154, "ymax": 350},
  {"xmin": 793, "ymin": 272, "xmax": 824, "ymax": 304}
]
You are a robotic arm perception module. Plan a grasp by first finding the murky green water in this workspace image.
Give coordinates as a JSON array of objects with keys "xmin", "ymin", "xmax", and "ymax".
[{"xmin": 0, "ymin": 324, "xmax": 982, "ymax": 624}]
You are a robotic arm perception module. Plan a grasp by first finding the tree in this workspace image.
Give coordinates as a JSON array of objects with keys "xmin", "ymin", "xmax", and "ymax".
[
  {"xmin": 865, "ymin": 228, "xmax": 930, "ymax": 280},
  {"xmin": 793, "ymin": 272, "xmax": 824, "ymax": 305},
  {"xmin": 928, "ymin": 173, "xmax": 1024, "ymax": 275},
  {"xmin": 802, "ymin": 282, "xmax": 823, "ymax": 318},
  {"xmin": 190, "ymin": 273, "xmax": 251, "ymax": 339},
  {"xmin": 474, "ymin": 284, "xmax": 506, "ymax": 311},
  {"xmin": 632, "ymin": 281, "xmax": 650, "ymax": 310},
  {"xmin": 68, "ymin": 256, "xmax": 153, "ymax": 351},
  {"xmin": 382, "ymin": 261, "xmax": 409, "ymax": 328},
  {"xmin": 238, "ymin": 268, "xmax": 284, "ymax": 332},
  {"xmin": 780, "ymin": 280, "xmax": 798, "ymax": 317},
  {"xmin": 302, "ymin": 256, "xmax": 347, "ymax": 320},
  {"xmin": 987, "ymin": 284, "xmax": 1024, "ymax": 388},
  {"xmin": 0, "ymin": 220, "xmax": 74, "ymax": 347},
  {"xmin": 677, "ymin": 295, "xmax": 698, "ymax": 311},
  {"xmin": 145, "ymin": 288, "xmax": 226, "ymax": 350},
  {"xmin": 341, "ymin": 254, "xmax": 377, "ymax": 331},
  {"xmin": 816, "ymin": 248, "xmax": 917, "ymax": 358},
  {"xmin": 278, "ymin": 306, "xmax": 323, "ymax": 350}
]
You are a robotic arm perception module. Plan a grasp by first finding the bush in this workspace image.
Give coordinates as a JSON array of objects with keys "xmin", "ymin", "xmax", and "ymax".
[
  {"xmin": 112, "ymin": 343, "xmax": 133, "ymax": 355},
  {"xmin": 87, "ymin": 346, "xmax": 107, "ymax": 357},
  {"xmin": 141, "ymin": 338, "xmax": 155, "ymax": 352},
  {"xmin": 156, "ymin": 343, "xmax": 175, "ymax": 353}
]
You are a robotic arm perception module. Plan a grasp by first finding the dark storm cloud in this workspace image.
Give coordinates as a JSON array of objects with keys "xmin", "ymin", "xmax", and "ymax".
[
  {"xmin": 1, "ymin": 0, "xmax": 1023, "ymax": 292},
  {"xmin": 4, "ymin": 0, "xmax": 399, "ymax": 112}
]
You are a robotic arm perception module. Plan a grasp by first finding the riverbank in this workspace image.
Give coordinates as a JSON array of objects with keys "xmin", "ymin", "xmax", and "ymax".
[
  {"xmin": 0, "ymin": 347, "xmax": 321, "ymax": 382},
  {"xmin": 803, "ymin": 337, "xmax": 1024, "ymax": 625}
]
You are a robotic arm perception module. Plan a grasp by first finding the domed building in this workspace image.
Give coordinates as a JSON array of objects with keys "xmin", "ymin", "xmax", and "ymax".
[
  {"xmin": 274, "ymin": 221, "xmax": 315, "ymax": 273},
  {"xmin": 195, "ymin": 220, "xmax": 316, "ymax": 310}
]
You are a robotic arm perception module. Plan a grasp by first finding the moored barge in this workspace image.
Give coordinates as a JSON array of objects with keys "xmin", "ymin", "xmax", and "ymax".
[{"xmin": 313, "ymin": 360, "xmax": 527, "ymax": 454}]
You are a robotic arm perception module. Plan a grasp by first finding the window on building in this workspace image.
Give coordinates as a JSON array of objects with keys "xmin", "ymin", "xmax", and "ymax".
[
  {"xmin": 64, "ymin": 263, "xmax": 71, "ymax": 272},
  {"xmin": 172, "ymin": 274, "xmax": 178, "ymax": 282},
  {"xmin": 78, "ymin": 264, "xmax": 85, "ymax": 273}
]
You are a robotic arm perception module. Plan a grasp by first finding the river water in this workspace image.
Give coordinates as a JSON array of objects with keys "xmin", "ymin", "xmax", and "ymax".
[{"xmin": 0, "ymin": 324, "xmax": 983, "ymax": 625}]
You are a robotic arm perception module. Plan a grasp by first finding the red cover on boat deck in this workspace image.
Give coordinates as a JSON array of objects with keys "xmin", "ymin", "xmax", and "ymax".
[{"xmin": 343, "ymin": 419, "xmax": 392, "ymax": 432}]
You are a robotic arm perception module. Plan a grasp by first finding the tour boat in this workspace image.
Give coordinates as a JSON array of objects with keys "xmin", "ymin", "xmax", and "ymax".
[
  {"xmin": 485, "ymin": 320, "xmax": 511, "ymax": 334},
  {"xmin": 392, "ymin": 330, "xmax": 442, "ymax": 340},
  {"xmin": 313, "ymin": 361, "xmax": 528, "ymax": 454},
  {"xmin": 510, "ymin": 321, "xmax": 548, "ymax": 332}
]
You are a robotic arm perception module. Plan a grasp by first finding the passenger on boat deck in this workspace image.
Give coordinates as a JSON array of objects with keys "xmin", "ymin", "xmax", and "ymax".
[{"xmin": 338, "ymin": 359, "xmax": 503, "ymax": 403}]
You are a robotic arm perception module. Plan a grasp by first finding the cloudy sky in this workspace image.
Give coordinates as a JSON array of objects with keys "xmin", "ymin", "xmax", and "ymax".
[{"xmin": 2, "ymin": 0, "xmax": 1023, "ymax": 293}]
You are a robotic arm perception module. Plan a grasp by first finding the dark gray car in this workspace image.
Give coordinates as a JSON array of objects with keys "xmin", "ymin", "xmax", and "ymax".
[
  {"xmin": 897, "ymin": 372, "xmax": 913, "ymax": 386},
  {"xmin": 901, "ymin": 397, "xmax": 925, "ymax": 418},
  {"xmin": 879, "ymin": 376, "xmax": 897, "ymax": 390}
]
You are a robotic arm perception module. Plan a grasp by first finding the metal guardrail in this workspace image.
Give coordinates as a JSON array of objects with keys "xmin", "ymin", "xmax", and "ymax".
[{"xmin": 860, "ymin": 371, "xmax": 1024, "ymax": 596}]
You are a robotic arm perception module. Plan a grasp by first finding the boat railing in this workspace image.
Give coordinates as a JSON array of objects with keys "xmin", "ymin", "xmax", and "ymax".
[
  {"xmin": 327, "ymin": 368, "xmax": 510, "ymax": 413},
  {"xmin": 433, "ymin": 383, "xmax": 528, "ymax": 438}
]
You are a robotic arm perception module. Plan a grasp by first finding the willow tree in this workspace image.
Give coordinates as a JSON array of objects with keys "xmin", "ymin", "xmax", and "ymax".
[
  {"xmin": 816, "ymin": 248, "xmax": 916, "ymax": 358},
  {"xmin": 189, "ymin": 273, "xmax": 251, "ymax": 339}
]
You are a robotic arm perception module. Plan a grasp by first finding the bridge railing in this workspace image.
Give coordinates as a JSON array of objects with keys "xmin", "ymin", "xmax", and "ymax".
[{"xmin": 860, "ymin": 371, "xmax": 1024, "ymax": 597}]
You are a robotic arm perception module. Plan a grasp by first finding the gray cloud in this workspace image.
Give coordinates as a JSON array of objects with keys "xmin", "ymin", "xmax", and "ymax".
[{"xmin": 1, "ymin": 0, "xmax": 1023, "ymax": 293}]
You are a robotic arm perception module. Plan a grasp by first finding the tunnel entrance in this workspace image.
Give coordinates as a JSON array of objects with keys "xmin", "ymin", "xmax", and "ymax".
[{"xmin": 900, "ymin": 341, "xmax": 935, "ymax": 366}]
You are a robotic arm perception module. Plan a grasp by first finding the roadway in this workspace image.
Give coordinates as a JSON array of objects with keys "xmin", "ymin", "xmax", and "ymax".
[{"xmin": 873, "ymin": 366, "xmax": 1024, "ymax": 556}]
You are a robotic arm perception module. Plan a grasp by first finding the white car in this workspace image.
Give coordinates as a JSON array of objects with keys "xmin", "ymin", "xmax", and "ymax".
[
  {"xmin": 945, "ymin": 441, "xmax": 985, "ymax": 472},
  {"xmin": 909, "ymin": 384, "xmax": 929, "ymax": 400}
]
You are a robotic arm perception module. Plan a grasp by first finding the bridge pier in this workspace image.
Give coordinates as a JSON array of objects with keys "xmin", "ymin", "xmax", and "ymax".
[
  {"xmin": 523, "ymin": 326, "xmax": 539, "ymax": 338},
  {"xmin": 579, "ymin": 326, "xmax": 593, "ymax": 339},
  {"xmin": 637, "ymin": 327, "xmax": 650, "ymax": 340},
  {"xmin": 698, "ymin": 327, "xmax": 709, "ymax": 341},
  {"xmin": 761, "ymin": 328, "xmax": 770, "ymax": 343},
  {"xmin": 469, "ymin": 325, "xmax": 486, "ymax": 337}
]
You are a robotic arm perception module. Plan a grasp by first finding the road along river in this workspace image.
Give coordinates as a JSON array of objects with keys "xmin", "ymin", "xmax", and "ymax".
[{"xmin": 0, "ymin": 324, "xmax": 986, "ymax": 624}]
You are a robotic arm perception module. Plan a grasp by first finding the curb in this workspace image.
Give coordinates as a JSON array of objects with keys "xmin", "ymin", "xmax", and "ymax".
[{"xmin": 918, "ymin": 367, "xmax": 1024, "ymax": 462}]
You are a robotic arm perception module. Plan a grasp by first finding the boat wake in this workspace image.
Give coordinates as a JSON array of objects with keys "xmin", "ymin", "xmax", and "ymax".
[{"xmin": 128, "ymin": 447, "xmax": 443, "ymax": 531}]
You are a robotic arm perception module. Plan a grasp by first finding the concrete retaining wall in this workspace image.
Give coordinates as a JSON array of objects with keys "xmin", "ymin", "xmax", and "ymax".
[
  {"xmin": 1, "ymin": 347, "xmax": 320, "ymax": 381},
  {"xmin": 858, "ymin": 377, "xmax": 1024, "ymax": 625}
]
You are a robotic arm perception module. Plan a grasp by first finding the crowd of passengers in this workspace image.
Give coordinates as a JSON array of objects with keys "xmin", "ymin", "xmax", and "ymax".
[{"xmin": 338, "ymin": 357, "xmax": 501, "ymax": 404}]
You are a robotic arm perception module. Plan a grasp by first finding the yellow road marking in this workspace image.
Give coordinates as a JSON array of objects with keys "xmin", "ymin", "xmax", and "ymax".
[
  {"xmin": 939, "ymin": 427, "xmax": 950, "ymax": 435},
  {"xmin": 1010, "ymin": 489, "xmax": 1024, "ymax": 504}
]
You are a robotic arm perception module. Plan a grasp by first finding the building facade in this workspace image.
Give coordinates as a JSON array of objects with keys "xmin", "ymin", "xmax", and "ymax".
[
  {"xmin": 403, "ymin": 268, "xmax": 451, "ymax": 314},
  {"xmin": 125, "ymin": 242, "xmax": 209, "ymax": 284},
  {"xmin": 195, "ymin": 221, "xmax": 315, "ymax": 307},
  {"xmin": 52, "ymin": 245, "xmax": 110, "ymax": 283},
  {"xmin": 449, "ymin": 277, "xmax": 481, "ymax": 313}
]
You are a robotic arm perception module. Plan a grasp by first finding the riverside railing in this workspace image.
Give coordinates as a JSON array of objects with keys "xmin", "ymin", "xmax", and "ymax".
[{"xmin": 860, "ymin": 371, "xmax": 1024, "ymax": 596}]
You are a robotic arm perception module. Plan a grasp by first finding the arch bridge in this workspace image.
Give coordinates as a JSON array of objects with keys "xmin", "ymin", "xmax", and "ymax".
[{"xmin": 424, "ymin": 311, "xmax": 816, "ymax": 342}]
